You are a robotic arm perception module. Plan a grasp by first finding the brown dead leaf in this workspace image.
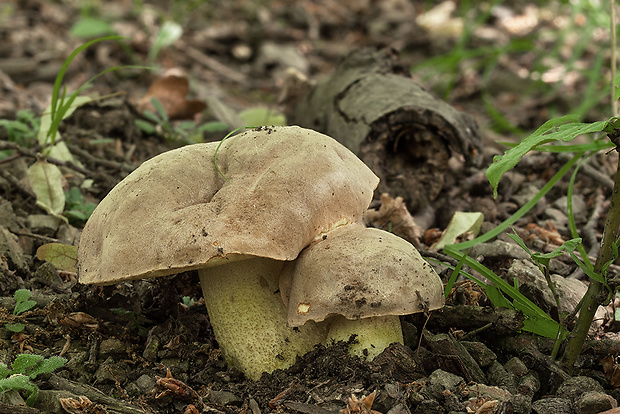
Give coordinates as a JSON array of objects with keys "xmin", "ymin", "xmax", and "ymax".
[
  {"xmin": 602, "ymin": 355, "xmax": 620, "ymax": 389},
  {"xmin": 137, "ymin": 75, "xmax": 206, "ymax": 120},
  {"xmin": 60, "ymin": 312, "xmax": 99, "ymax": 329},
  {"xmin": 364, "ymin": 193, "xmax": 423, "ymax": 247},
  {"xmin": 341, "ymin": 391, "xmax": 381, "ymax": 414},
  {"xmin": 60, "ymin": 396, "xmax": 107, "ymax": 414},
  {"xmin": 525, "ymin": 221, "xmax": 564, "ymax": 246}
]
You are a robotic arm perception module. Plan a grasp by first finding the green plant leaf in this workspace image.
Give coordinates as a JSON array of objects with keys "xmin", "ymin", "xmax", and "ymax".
[
  {"xmin": 196, "ymin": 121, "xmax": 229, "ymax": 133},
  {"xmin": 614, "ymin": 73, "xmax": 620, "ymax": 101},
  {"xmin": 38, "ymin": 96, "xmax": 93, "ymax": 151},
  {"xmin": 506, "ymin": 231, "xmax": 532, "ymax": 255},
  {"xmin": 36, "ymin": 243, "xmax": 78, "ymax": 272},
  {"xmin": 13, "ymin": 289, "xmax": 36, "ymax": 315},
  {"xmin": 49, "ymin": 36, "xmax": 123, "ymax": 141},
  {"xmin": 451, "ymin": 152, "xmax": 584, "ymax": 251},
  {"xmin": 238, "ymin": 107, "xmax": 287, "ymax": 127},
  {"xmin": 4, "ymin": 323, "xmax": 25, "ymax": 332},
  {"xmin": 443, "ymin": 249, "xmax": 468, "ymax": 298},
  {"xmin": 13, "ymin": 289, "xmax": 31, "ymax": 304},
  {"xmin": 484, "ymin": 284, "xmax": 514, "ymax": 310},
  {"xmin": 486, "ymin": 116, "xmax": 613, "ymax": 197},
  {"xmin": 26, "ymin": 160, "xmax": 67, "ymax": 221},
  {"xmin": 24, "ymin": 383, "xmax": 38, "ymax": 406},
  {"xmin": 70, "ymin": 17, "xmax": 115, "ymax": 39},
  {"xmin": 531, "ymin": 238, "xmax": 582, "ymax": 266},
  {"xmin": 28, "ymin": 356, "xmax": 66, "ymax": 378},
  {"xmin": 431, "ymin": 211, "xmax": 483, "ymax": 250},
  {"xmin": 151, "ymin": 97, "xmax": 169, "ymax": 122},
  {"xmin": 11, "ymin": 355, "xmax": 43, "ymax": 375},
  {"xmin": 135, "ymin": 119, "xmax": 156, "ymax": 134},
  {"xmin": 13, "ymin": 300, "xmax": 36, "ymax": 316},
  {"xmin": 0, "ymin": 363, "xmax": 9, "ymax": 380},
  {"xmin": 0, "ymin": 374, "xmax": 31, "ymax": 391},
  {"xmin": 149, "ymin": 21, "xmax": 183, "ymax": 63},
  {"xmin": 443, "ymin": 245, "xmax": 561, "ymax": 338}
]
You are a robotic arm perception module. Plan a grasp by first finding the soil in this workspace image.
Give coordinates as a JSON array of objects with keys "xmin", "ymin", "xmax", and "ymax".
[{"xmin": 2, "ymin": 1, "xmax": 620, "ymax": 414}]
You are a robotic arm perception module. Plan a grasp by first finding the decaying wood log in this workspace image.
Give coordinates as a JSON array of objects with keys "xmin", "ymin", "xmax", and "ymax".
[{"xmin": 290, "ymin": 48, "xmax": 482, "ymax": 210}]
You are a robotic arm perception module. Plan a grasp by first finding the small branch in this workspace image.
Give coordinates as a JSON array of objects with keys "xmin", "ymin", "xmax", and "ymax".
[
  {"xmin": 0, "ymin": 170, "xmax": 36, "ymax": 199},
  {"xmin": 562, "ymin": 155, "xmax": 620, "ymax": 372}
]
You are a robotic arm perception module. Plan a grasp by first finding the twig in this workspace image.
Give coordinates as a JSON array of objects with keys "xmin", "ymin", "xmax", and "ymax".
[
  {"xmin": 66, "ymin": 143, "xmax": 135, "ymax": 173},
  {"xmin": 176, "ymin": 40, "xmax": 246, "ymax": 84},
  {"xmin": 269, "ymin": 381, "xmax": 296, "ymax": 409},
  {"xmin": 558, "ymin": 153, "xmax": 614, "ymax": 190},
  {"xmin": 562, "ymin": 155, "xmax": 620, "ymax": 372},
  {"xmin": 0, "ymin": 170, "xmax": 36, "ymax": 199}
]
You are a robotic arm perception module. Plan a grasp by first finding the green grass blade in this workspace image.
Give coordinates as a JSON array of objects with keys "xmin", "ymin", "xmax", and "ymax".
[
  {"xmin": 496, "ymin": 140, "xmax": 614, "ymax": 153},
  {"xmin": 214, "ymin": 126, "xmax": 257, "ymax": 182},
  {"xmin": 443, "ymin": 249, "xmax": 468, "ymax": 298},
  {"xmin": 448, "ymin": 152, "xmax": 584, "ymax": 251},
  {"xmin": 487, "ymin": 116, "xmax": 612, "ymax": 196},
  {"xmin": 567, "ymin": 155, "xmax": 594, "ymax": 271},
  {"xmin": 50, "ymin": 35, "xmax": 122, "ymax": 122}
]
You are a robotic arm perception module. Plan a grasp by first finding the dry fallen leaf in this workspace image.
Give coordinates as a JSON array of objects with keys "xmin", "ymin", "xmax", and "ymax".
[
  {"xmin": 60, "ymin": 312, "xmax": 99, "ymax": 329},
  {"xmin": 137, "ymin": 75, "xmax": 206, "ymax": 120},
  {"xmin": 59, "ymin": 395, "xmax": 107, "ymax": 413},
  {"xmin": 525, "ymin": 221, "xmax": 565, "ymax": 246},
  {"xmin": 364, "ymin": 193, "xmax": 423, "ymax": 247},
  {"xmin": 341, "ymin": 391, "xmax": 382, "ymax": 414},
  {"xmin": 36, "ymin": 242, "xmax": 78, "ymax": 272}
]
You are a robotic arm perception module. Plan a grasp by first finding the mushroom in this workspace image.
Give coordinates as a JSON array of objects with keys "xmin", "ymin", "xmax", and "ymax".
[
  {"xmin": 280, "ymin": 223, "xmax": 444, "ymax": 359},
  {"xmin": 78, "ymin": 126, "xmax": 379, "ymax": 380}
]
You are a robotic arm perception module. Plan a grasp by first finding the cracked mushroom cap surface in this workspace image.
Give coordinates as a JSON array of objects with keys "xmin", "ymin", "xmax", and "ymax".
[
  {"xmin": 78, "ymin": 126, "xmax": 379, "ymax": 285},
  {"xmin": 280, "ymin": 224, "xmax": 445, "ymax": 326}
]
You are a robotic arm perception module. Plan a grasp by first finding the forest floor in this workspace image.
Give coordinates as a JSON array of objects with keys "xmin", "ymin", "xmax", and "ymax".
[{"xmin": 2, "ymin": 1, "xmax": 620, "ymax": 413}]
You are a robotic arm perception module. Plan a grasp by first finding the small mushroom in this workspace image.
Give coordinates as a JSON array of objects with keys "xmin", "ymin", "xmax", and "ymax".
[
  {"xmin": 78, "ymin": 126, "xmax": 379, "ymax": 380},
  {"xmin": 280, "ymin": 223, "xmax": 444, "ymax": 359}
]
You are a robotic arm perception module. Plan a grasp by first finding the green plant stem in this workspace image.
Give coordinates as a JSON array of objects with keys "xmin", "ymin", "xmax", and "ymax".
[{"xmin": 562, "ymin": 155, "xmax": 620, "ymax": 373}]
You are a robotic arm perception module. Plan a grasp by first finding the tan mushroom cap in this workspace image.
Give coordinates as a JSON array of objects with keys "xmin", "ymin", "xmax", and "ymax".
[
  {"xmin": 280, "ymin": 224, "xmax": 445, "ymax": 327},
  {"xmin": 78, "ymin": 126, "xmax": 379, "ymax": 285}
]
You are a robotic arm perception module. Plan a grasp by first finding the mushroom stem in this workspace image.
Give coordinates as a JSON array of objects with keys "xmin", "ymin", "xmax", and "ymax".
[
  {"xmin": 327, "ymin": 315, "xmax": 404, "ymax": 360},
  {"xmin": 198, "ymin": 257, "xmax": 327, "ymax": 380}
]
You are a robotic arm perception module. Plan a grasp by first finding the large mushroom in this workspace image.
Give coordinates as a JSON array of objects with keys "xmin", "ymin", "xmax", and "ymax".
[
  {"xmin": 280, "ymin": 223, "xmax": 444, "ymax": 359},
  {"xmin": 78, "ymin": 126, "xmax": 379, "ymax": 380}
]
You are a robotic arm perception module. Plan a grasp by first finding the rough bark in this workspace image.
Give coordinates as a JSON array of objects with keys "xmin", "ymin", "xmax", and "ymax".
[{"xmin": 291, "ymin": 48, "xmax": 482, "ymax": 210}]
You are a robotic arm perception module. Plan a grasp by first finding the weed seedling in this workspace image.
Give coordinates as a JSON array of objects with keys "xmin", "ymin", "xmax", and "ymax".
[
  {"xmin": 0, "ymin": 354, "xmax": 67, "ymax": 406},
  {"xmin": 4, "ymin": 289, "xmax": 37, "ymax": 333},
  {"xmin": 135, "ymin": 97, "xmax": 227, "ymax": 143}
]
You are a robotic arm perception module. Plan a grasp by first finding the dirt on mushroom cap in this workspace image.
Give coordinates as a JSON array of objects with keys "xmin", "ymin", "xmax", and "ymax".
[
  {"xmin": 78, "ymin": 126, "xmax": 379, "ymax": 285},
  {"xmin": 280, "ymin": 224, "xmax": 445, "ymax": 326}
]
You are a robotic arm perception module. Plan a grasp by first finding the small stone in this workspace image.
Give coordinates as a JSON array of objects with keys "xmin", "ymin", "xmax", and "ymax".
[
  {"xmin": 126, "ymin": 374, "xmax": 156, "ymax": 396},
  {"xmin": 207, "ymin": 389, "xmax": 243, "ymax": 406},
  {"xmin": 64, "ymin": 351, "xmax": 88, "ymax": 372},
  {"xmin": 143, "ymin": 335, "xmax": 160, "ymax": 362},
  {"xmin": 413, "ymin": 399, "xmax": 443, "ymax": 414},
  {"xmin": 557, "ymin": 376, "xmax": 604, "ymax": 405},
  {"xmin": 577, "ymin": 391, "xmax": 617, "ymax": 414},
  {"xmin": 553, "ymin": 195, "xmax": 586, "ymax": 218},
  {"xmin": 386, "ymin": 403, "xmax": 411, "ymax": 414},
  {"xmin": 464, "ymin": 383, "xmax": 513, "ymax": 402},
  {"xmin": 487, "ymin": 361, "xmax": 517, "ymax": 393},
  {"xmin": 99, "ymin": 338, "xmax": 129, "ymax": 358},
  {"xmin": 94, "ymin": 357, "xmax": 128, "ymax": 384},
  {"xmin": 531, "ymin": 397, "xmax": 572, "ymax": 414},
  {"xmin": 461, "ymin": 341, "xmax": 497, "ymax": 367},
  {"xmin": 512, "ymin": 393, "xmax": 533, "ymax": 414},
  {"xmin": 504, "ymin": 357, "xmax": 528, "ymax": 377},
  {"xmin": 468, "ymin": 239, "xmax": 530, "ymax": 260},
  {"xmin": 518, "ymin": 372, "xmax": 540, "ymax": 397},
  {"xmin": 160, "ymin": 357, "xmax": 189, "ymax": 372},
  {"xmin": 34, "ymin": 261, "xmax": 63, "ymax": 288}
]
